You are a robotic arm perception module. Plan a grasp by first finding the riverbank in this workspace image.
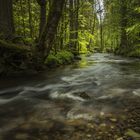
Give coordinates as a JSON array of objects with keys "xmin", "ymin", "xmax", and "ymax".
[
  {"xmin": 0, "ymin": 40, "xmax": 79, "ymax": 77},
  {"xmin": 1, "ymin": 40, "xmax": 140, "ymax": 78}
]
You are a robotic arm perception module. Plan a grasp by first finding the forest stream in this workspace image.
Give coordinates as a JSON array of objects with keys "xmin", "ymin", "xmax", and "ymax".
[{"xmin": 0, "ymin": 53, "xmax": 140, "ymax": 140}]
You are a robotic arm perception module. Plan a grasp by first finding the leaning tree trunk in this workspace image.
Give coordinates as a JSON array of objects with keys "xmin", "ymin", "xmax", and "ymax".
[
  {"xmin": 38, "ymin": 0, "xmax": 66, "ymax": 61},
  {"xmin": 0, "ymin": 0, "xmax": 15, "ymax": 39}
]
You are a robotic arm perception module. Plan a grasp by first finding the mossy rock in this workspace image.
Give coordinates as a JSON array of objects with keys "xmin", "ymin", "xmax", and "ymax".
[
  {"xmin": 0, "ymin": 40, "xmax": 35, "ymax": 76},
  {"xmin": 0, "ymin": 40, "xmax": 30, "ymax": 53},
  {"xmin": 45, "ymin": 54, "xmax": 62, "ymax": 67},
  {"xmin": 56, "ymin": 51, "xmax": 74, "ymax": 64},
  {"xmin": 45, "ymin": 51, "xmax": 74, "ymax": 67},
  {"xmin": 125, "ymin": 129, "xmax": 140, "ymax": 139}
]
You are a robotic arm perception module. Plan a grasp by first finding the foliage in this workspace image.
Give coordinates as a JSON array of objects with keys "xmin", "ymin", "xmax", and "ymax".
[
  {"xmin": 103, "ymin": 0, "xmax": 140, "ymax": 57},
  {"xmin": 56, "ymin": 51, "xmax": 74, "ymax": 63},
  {"xmin": 45, "ymin": 54, "xmax": 62, "ymax": 67},
  {"xmin": 127, "ymin": 46, "xmax": 140, "ymax": 57},
  {"xmin": 125, "ymin": 129, "xmax": 140, "ymax": 139},
  {"xmin": 126, "ymin": 24, "xmax": 140, "ymax": 40},
  {"xmin": 45, "ymin": 51, "xmax": 74, "ymax": 67}
]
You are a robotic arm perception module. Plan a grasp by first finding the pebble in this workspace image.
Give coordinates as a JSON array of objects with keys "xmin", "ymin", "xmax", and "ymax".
[
  {"xmin": 86, "ymin": 134, "xmax": 92, "ymax": 138},
  {"xmin": 110, "ymin": 118, "xmax": 117, "ymax": 122},
  {"xmin": 116, "ymin": 137, "xmax": 124, "ymax": 140}
]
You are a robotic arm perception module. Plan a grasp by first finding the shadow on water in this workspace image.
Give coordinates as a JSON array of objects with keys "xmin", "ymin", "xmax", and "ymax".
[{"xmin": 0, "ymin": 53, "xmax": 140, "ymax": 139}]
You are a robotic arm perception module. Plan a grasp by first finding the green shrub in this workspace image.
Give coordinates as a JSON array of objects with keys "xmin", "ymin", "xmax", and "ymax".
[
  {"xmin": 45, "ymin": 51, "xmax": 74, "ymax": 67},
  {"xmin": 128, "ymin": 47, "xmax": 140, "ymax": 57},
  {"xmin": 56, "ymin": 51, "xmax": 74, "ymax": 63},
  {"xmin": 45, "ymin": 54, "xmax": 62, "ymax": 67}
]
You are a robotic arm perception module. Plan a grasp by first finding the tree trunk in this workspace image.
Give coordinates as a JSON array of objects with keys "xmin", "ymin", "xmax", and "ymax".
[
  {"xmin": 69, "ymin": 0, "xmax": 75, "ymax": 50},
  {"xmin": 120, "ymin": 0, "xmax": 128, "ymax": 53},
  {"xmin": 38, "ymin": 0, "xmax": 66, "ymax": 60},
  {"xmin": 0, "ymin": 0, "xmax": 15, "ymax": 39},
  {"xmin": 28, "ymin": 0, "xmax": 33, "ymax": 38},
  {"xmin": 20, "ymin": 0, "xmax": 26, "ymax": 36},
  {"xmin": 36, "ymin": 0, "xmax": 47, "ymax": 37},
  {"xmin": 69, "ymin": 0, "xmax": 79, "ymax": 54},
  {"xmin": 74, "ymin": 0, "xmax": 79, "ymax": 52},
  {"xmin": 97, "ymin": 0, "xmax": 104, "ymax": 51}
]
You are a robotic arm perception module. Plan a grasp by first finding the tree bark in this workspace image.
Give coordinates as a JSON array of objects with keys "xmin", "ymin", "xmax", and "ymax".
[
  {"xmin": 28, "ymin": 0, "xmax": 33, "ymax": 38},
  {"xmin": 74, "ymin": 0, "xmax": 79, "ymax": 52},
  {"xmin": 120, "ymin": 0, "xmax": 128, "ymax": 52},
  {"xmin": 20, "ymin": 0, "xmax": 26, "ymax": 36},
  {"xmin": 36, "ymin": 0, "xmax": 47, "ymax": 37},
  {"xmin": 0, "ymin": 0, "xmax": 15, "ymax": 39},
  {"xmin": 69, "ymin": 0, "xmax": 75, "ymax": 50},
  {"xmin": 97, "ymin": 0, "xmax": 104, "ymax": 51},
  {"xmin": 38, "ymin": 0, "xmax": 66, "ymax": 60},
  {"xmin": 69, "ymin": 0, "xmax": 79, "ymax": 54}
]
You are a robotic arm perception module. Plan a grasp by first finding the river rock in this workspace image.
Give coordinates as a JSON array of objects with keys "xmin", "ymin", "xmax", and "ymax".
[
  {"xmin": 125, "ymin": 129, "xmax": 140, "ymax": 139},
  {"xmin": 133, "ymin": 89, "xmax": 140, "ymax": 97},
  {"xmin": 116, "ymin": 138, "xmax": 124, "ymax": 140},
  {"xmin": 110, "ymin": 118, "xmax": 117, "ymax": 122},
  {"xmin": 15, "ymin": 133, "xmax": 29, "ymax": 140},
  {"xmin": 73, "ymin": 92, "xmax": 90, "ymax": 100}
]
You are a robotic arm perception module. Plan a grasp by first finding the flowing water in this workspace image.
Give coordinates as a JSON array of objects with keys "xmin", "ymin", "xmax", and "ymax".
[{"xmin": 0, "ymin": 53, "xmax": 140, "ymax": 139}]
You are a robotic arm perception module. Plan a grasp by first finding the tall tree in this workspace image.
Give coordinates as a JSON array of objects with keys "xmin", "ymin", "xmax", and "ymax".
[
  {"xmin": 37, "ymin": 0, "xmax": 47, "ymax": 37},
  {"xmin": 0, "ymin": 0, "xmax": 15, "ymax": 39},
  {"xmin": 69, "ymin": 0, "xmax": 75, "ymax": 50},
  {"xmin": 38, "ymin": 0, "xmax": 66, "ymax": 60},
  {"xmin": 28, "ymin": 0, "xmax": 33, "ymax": 38},
  {"xmin": 119, "ymin": 0, "xmax": 128, "ymax": 52},
  {"xmin": 96, "ymin": 0, "xmax": 104, "ymax": 51},
  {"xmin": 69, "ymin": 0, "xmax": 80, "ymax": 54}
]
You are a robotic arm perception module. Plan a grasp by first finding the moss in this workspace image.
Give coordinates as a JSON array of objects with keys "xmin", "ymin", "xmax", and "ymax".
[
  {"xmin": 56, "ymin": 51, "xmax": 74, "ymax": 64},
  {"xmin": 45, "ymin": 51, "xmax": 74, "ymax": 67},
  {"xmin": 0, "ymin": 40, "xmax": 35, "ymax": 76},
  {"xmin": 0, "ymin": 40, "xmax": 30, "ymax": 52},
  {"xmin": 45, "ymin": 54, "xmax": 63, "ymax": 67},
  {"xmin": 125, "ymin": 129, "xmax": 140, "ymax": 139}
]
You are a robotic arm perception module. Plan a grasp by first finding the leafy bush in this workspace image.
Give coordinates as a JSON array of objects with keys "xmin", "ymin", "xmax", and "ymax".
[
  {"xmin": 56, "ymin": 51, "xmax": 74, "ymax": 63},
  {"xmin": 127, "ymin": 46, "xmax": 140, "ymax": 58},
  {"xmin": 45, "ymin": 54, "xmax": 62, "ymax": 67},
  {"xmin": 45, "ymin": 51, "xmax": 74, "ymax": 67}
]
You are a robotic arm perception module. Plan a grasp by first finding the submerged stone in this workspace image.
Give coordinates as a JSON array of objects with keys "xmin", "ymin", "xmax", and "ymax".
[
  {"xmin": 125, "ymin": 129, "xmax": 140, "ymax": 139},
  {"xmin": 15, "ymin": 133, "xmax": 29, "ymax": 140},
  {"xmin": 73, "ymin": 92, "xmax": 90, "ymax": 100}
]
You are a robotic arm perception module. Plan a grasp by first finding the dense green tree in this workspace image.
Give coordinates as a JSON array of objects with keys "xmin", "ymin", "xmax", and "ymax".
[{"xmin": 103, "ymin": 0, "xmax": 140, "ymax": 56}]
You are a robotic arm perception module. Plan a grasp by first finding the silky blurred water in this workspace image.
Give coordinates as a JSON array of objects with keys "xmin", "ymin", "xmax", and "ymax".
[{"xmin": 0, "ymin": 53, "xmax": 140, "ymax": 137}]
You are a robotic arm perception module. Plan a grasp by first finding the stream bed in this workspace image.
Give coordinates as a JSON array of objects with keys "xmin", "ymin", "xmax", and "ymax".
[{"xmin": 0, "ymin": 53, "xmax": 140, "ymax": 140}]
